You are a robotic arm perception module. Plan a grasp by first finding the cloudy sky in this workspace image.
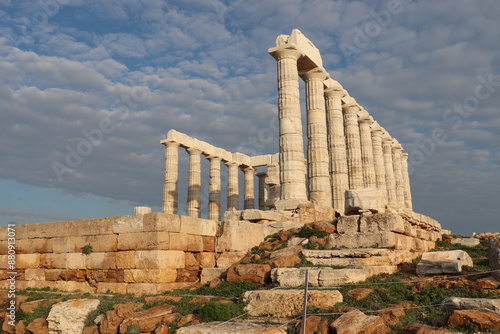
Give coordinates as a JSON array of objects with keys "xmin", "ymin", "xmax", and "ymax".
[{"xmin": 0, "ymin": 0, "xmax": 499, "ymax": 236}]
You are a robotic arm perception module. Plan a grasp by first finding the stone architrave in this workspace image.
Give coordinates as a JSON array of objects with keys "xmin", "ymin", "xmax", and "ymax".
[
  {"xmin": 186, "ymin": 147, "xmax": 202, "ymax": 218},
  {"xmin": 343, "ymin": 104, "xmax": 364, "ymax": 189},
  {"xmin": 301, "ymin": 68, "xmax": 332, "ymax": 207},
  {"xmin": 371, "ymin": 128, "xmax": 386, "ymax": 198},
  {"xmin": 161, "ymin": 140, "xmax": 180, "ymax": 214},
  {"xmin": 382, "ymin": 137, "xmax": 397, "ymax": 205},
  {"xmin": 207, "ymin": 156, "xmax": 222, "ymax": 220},
  {"xmin": 256, "ymin": 172, "xmax": 269, "ymax": 210},
  {"xmin": 243, "ymin": 166, "xmax": 255, "ymax": 209},
  {"xmin": 392, "ymin": 144, "xmax": 405, "ymax": 208},
  {"xmin": 359, "ymin": 116, "xmax": 376, "ymax": 188},
  {"xmin": 401, "ymin": 153, "xmax": 413, "ymax": 210},
  {"xmin": 226, "ymin": 161, "xmax": 239, "ymax": 211},
  {"xmin": 268, "ymin": 46, "xmax": 308, "ymax": 201},
  {"xmin": 325, "ymin": 87, "xmax": 348, "ymax": 212}
]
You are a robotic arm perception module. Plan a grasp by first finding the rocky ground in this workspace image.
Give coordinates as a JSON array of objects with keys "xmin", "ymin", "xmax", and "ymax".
[{"xmin": 1, "ymin": 225, "xmax": 499, "ymax": 334}]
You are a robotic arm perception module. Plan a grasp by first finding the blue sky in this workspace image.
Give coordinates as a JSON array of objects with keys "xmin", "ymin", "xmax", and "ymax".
[{"xmin": 0, "ymin": 0, "xmax": 499, "ymax": 235}]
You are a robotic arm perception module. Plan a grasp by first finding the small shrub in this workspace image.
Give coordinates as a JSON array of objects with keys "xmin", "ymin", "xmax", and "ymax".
[
  {"xmin": 195, "ymin": 281, "xmax": 260, "ymax": 298},
  {"xmin": 297, "ymin": 228, "xmax": 329, "ymax": 239},
  {"xmin": 126, "ymin": 324, "xmax": 141, "ymax": 334},
  {"xmin": 82, "ymin": 244, "xmax": 93, "ymax": 255},
  {"xmin": 198, "ymin": 301, "xmax": 232, "ymax": 322},
  {"xmin": 17, "ymin": 305, "xmax": 52, "ymax": 325},
  {"xmin": 264, "ymin": 232, "xmax": 280, "ymax": 240}
]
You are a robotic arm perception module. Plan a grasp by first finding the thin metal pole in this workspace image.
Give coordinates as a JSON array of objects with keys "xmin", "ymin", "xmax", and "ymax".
[{"xmin": 301, "ymin": 269, "xmax": 309, "ymax": 334}]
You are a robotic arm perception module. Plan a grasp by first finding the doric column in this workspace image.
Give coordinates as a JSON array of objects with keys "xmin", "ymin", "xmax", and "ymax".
[
  {"xmin": 243, "ymin": 166, "xmax": 255, "ymax": 210},
  {"xmin": 162, "ymin": 140, "xmax": 180, "ymax": 214},
  {"xmin": 256, "ymin": 172, "xmax": 269, "ymax": 210},
  {"xmin": 370, "ymin": 128, "xmax": 386, "ymax": 193},
  {"xmin": 207, "ymin": 155, "xmax": 222, "ymax": 220},
  {"xmin": 325, "ymin": 87, "xmax": 348, "ymax": 211},
  {"xmin": 382, "ymin": 138, "xmax": 397, "ymax": 205},
  {"xmin": 343, "ymin": 104, "xmax": 364, "ymax": 189},
  {"xmin": 187, "ymin": 147, "xmax": 202, "ymax": 218},
  {"xmin": 301, "ymin": 68, "xmax": 332, "ymax": 207},
  {"xmin": 226, "ymin": 161, "xmax": 239, "ymax": 211},
  {"xmin": 269, "ymin": 47, "xmax": 307, "ymax": 201},
  {"xmin": 266, "ymin": 164, "xmax": 281, "ymax": 209},
  {"xmin": 401, "ymin": 153, "xmax": 413, "ymax": 210},
  {"xmin": 358, "ymin": 116, "xmax": 376, "ymax": 188},
  {"xmin": 392, "ymin": 144, "xmax": 405, "ymax": 208}
]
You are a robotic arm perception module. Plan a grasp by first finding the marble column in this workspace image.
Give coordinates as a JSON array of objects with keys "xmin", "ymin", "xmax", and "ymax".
[
  {"xmin": 256, "ymin": 172, "xmax": 269, "ymax": 210},
  {"xmin": 301, "ymin": 68, "xmax": 332, "ymax": 207},
  {"xmin": 370, "ymin": 128, "xmax": 386, "ymax": 193},
  {"xmin": 358, "ymin": 116, "xmax": 376, "ymax": 188},
  {"xmin": 207, "ymin": 155, "xmax": 222, "ymax": 221},
  {"xmin": 343, "ymin": 105, "xmax": 364, "ymax": 189},
  {"xmin": 187, "ymin": 147, "xmax": 202, "ymax": 218},
  {"xmin": 382, "ymin": 138, "xmax": 397, "ymax": 205},
  {"xmin": 162, "ymin": 140, "xmax": 180, "ymax": 214},
  {"xmin": 270, "ymin": 47, "xmax": 307, "ymax": 201},
  {"xmin": 266, "ymin": 164, "xmax": 281, "ymax": 209},
  {"xmin": 226, "ymin": 161, "xmax": 239, "ymax": 211},
  {"xmin": 325, "ymin": 87, "xmax": 348, "ymax": 211},
  {"xmin": 401, "ymin": 153, "xmax": 413, "ymax": 210},
  {"xmin": 392, "ymin": 144, "xmax": 405, "ymax": 208},
  {"xmin": 243, "ymin": 166, "xmax": 255, "ymax": 210}
]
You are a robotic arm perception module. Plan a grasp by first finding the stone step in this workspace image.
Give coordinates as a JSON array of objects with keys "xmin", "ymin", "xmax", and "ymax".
[
  {"xmin": 302, "ymin": 248, "xmax": 419, "ymax": 267},
  {"xmin": 326, "ymin": 231, "xmax": 436, "ymax": 251},
  {"xmin": 175, "ymin": 321, "xmax": 288, "ymax": 333},
  {"xmin": 271, "ymin": 266, "xmax": 398, "ymax": 287}
]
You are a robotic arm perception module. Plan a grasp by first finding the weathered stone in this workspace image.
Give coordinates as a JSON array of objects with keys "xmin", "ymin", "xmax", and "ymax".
[
  {"xmin": 144, "ymin": 296, "xmax": 182, "ymax": 303},
  {"xmin": 85, "ymin": 252, "xmax": 116, "ymax": 269},
  {"xmin": 200, "ymin": 268, "xmax": 227, "ymax": 284},
  {"xmin": 127, "ymin": 283, "xmax": 158, "ymax": 296},
  {"xmin": 401, "ymin": 324, "xmax": 457, "ymax": 333},
  {"xmin": 359, "ymin": 213, "xmax": 405, "ymax": 233},
  {"xmin": 96, "ymin": 282, "xmax": 128, "ymax": 294},
  {"xmin": 24, "ymin": 268, "xmax": 45, "ymax": 281},
  {"xmin": 242, "ymin": 209, "xmax": 287, "ymax": 221},
  {"xmin": 490, "ymin": 237, "xmax": 500, "ymax": 278},
  {"xmin": 134, "ymin": 250, "xmax": 185, "ymax": 269},
  {"xmin": 296, "ymin": 315, "xmax": 329, "ymax": 334},
  {"xmin": 20, "ymin": 299, "xmax": 60, "ymax": 313},
  {"xmin": 226, "ymin": 263, "xmax": 271, "ymax": 285},
  {"xmin": 330, "ymin": 309, "xmax": 389, "ymax": 334},
  {"xmin": 25, "ymin": 318, "xmax": 48, "ymax": 334},
  {"xmin": 450, "ymin": 238, "xmax": 480, "ymax": 247},
  {"xmin": 112, "ymin": 214, "xmax": 143, "ymax": 234},
  {"xmin": 46, "ymin": 299, "xmax": 100, "ymax": 334},
  {"xmin": 124, "ymin": 269, "xmax": 177, "ymax": 283},
  {"xmin": 345, "ymin": 188, "xmax": 385, "ymax": 214},
  {"xmin": 244, "ymin": 289, "xmax": 342, "ymax": 317},
  {"xmin": 81, "ymin": 325, "xmax": 99, "ymax": 334},
  {"xmin": 441, "ymin": 297, "xmax": 500, "ymax": 315},
  {"xmin": 416, "ymin": 250, "xmax": 473, "ymax": 275},
  {"xmin": 117, "ymin": 232, "xmax": 169, "ymax": 250},
  {"xmin": 143, "ymin": 213, "xmax": 181, "ymax": 232},
  {"xmin": 66, "ymin": 253, "xmax": 86, "ymax": 269},
  {"xmin": 115, "ymin": 251, "xmax": 135, "ymax": 269},
  {"xmin": 347, "ymin": 288, "xmax": 374, "ymax": 300},
  {"xmin": 99, "ymin": 302, "xmax": 144, "ymax": 334},
  {"xmin": 176, "ymin": 322, "xmax": 287, "ymax": 333},
  {"xmin": 337, "ymin": 215, "xmax": 359, "ymax": 233},
  {"xmin": 447, "ymin": 309, "xmax": 500, "ymax": 329},
  {"xmin": 177, "ymin": 314, "xmax": 203, "ymax": 327},
  {"xmin": 216, "ymin": 251, "xmax": 246, "ymax": 268},
  {"xmin": 16, "ymin": 254, "xmax": 40, "ymax": 269},
  {"xmin": 268, "ymin": 254, "xmax": 302, "ymax": 268},
  {"xmin": 118, "ymin": 304, "xmax": 176, "ymax": 333},
  {"xmin": 376, "ymin": 302, "xmax": 412, "ymax": 326}
]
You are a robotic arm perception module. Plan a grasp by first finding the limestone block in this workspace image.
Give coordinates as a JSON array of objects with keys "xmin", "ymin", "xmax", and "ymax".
[
  {"xmin": 116, "ymin": 251, "xmax": 136, "ymax": 269},
  {"xmin": 176, "ymin": 322, "xmax": 288, "ymax": 333},
  {"xmin": 202, "ymin": 236, "xmax": 215, "ymax": 252},
  {"xmin": 451, "ymin": 238, "xmax": 480, "ymax": 247},
  {"xmin": 490, "ymin": 237, "xmax": 500, "ymax": 278},
  {"xmin": 195, "ymin": 252, "xmax": 216, "ymax": 268},
  {"xmin": 15, "ymin": 239, "xmax": 32, "ymax": 254},
  {"xmin": 337, "ymin": 215, "xmax": 359, "ymax": 234},
  {"xmin": 86, "ymin": 253, "xmax": 116, "ymax": 270},
  {"xmin": 331, "ymin": 309, "xmax": 389, "ymax": 334},
  {"xmin": 359, "ymin": 213, "xmax": 405, "ymax": 233},
  {"xmin": 345, "ymin": 188, "xmax": 385, "ymax": 214},
  {"xmin": 14, "ymin": 224, "xmax": 28, "ymax": 239},
  {"xmin": 76, "ymin": 217, "xmax": 114, "ymax": 236},
  {"xmin": 24, "ymin": 269, "xmax": 45, "ymax": 281},
  {"xmin": 26, "ymin": 221, "xmax": 74, "ymax": 238},
  {"xmin": 44, "ymin": 269, "xmax": 63, "ymax": 281},
  {"xmin": 442, "ymin": 297, "xmax": 500, "ymax": 315},
  {"xmin": 82, "ymin": 234, "xmax": 118, "ymax": 252},
  {"xmin": 187, "ymin": 235, "xmax": 204, "ymax": 252},
  {"xmin": 201, "ymin": 219, "xmax": 217, "ymax": 236},
  {"xmin": 134, "ymin": 206, "xmax": 151, "ymax": 215},
  {"xmin": 244, "ymin": 289, "xmax": 343, "ymax": 317},
  {"xmin": 118, "ymin": 232, "xmax": 169, "ymax": 251},
  {"xmin": 326, "ymin": 231, "xmax": 414, "ymax": 250},
  {"xmin": 271, "ymin": 268, "xmax": 321, "ymax": 287},
  {"xmin": 0, "ymin": 255, "xmax": 7, "ymax": 269},
  {"xmin": 96, "ymin": 282, "xmax": 128, "ymax": 294},
  {"xmin": 157, "ymin": 282, "xmax": 194, "ymax": 292},
  {"xmin": 32, "ymin": 238, "xmax": 53, "ymax": 253},
  {"xmin": 319, "ymin": 267, "xmax": 398, "ymax": 286},
  {"xmin": 134, "ymin": 250, "xmax": 185, "ymax": 269},
  {"xmin": 112, "ymin": 214, "xmax": 144, "ymax": 234},
  {"xmin": 66, "ymin": 253, "xmax": 86, "ymax": 270},
  {"xmin": 40, "ymin": 254, "xmax": 67, "ymax": 269},
  {"xmin": 47, "ymin": 299, "xmax": 100, "ymax": 334},
  {"xmin": 200, "ymin": 268, "xmax": 227, "ymax": 284},
  {"xmin": 168, "ymin": 232, "xmax": 189, "ymax": 250},
  {"xmin": 52, "ymin": 236, "xmax": 83, "ymax": 253},
  {"xmin": 416, "ymin": 250, "xmax": 473, "ymax": 275},
  {"xmin": 242, "ymin": 209, "xmax": 287, "ymax": 221},
  {"xmin": 0, "ymin": 240, "xmax": 6, "ymax": 253},
  {"xmin": 143, "ymin": 213, "xmax": 181, "ymax": 232},
  {"xmin": 127, "ymin": 283, "xmax": 158, "ymax": 296},
  {"xmin": 217, "ymin": 220, "xmax": 274, "ymax": 252},
  {"xmin": 180, "ymin": 216, "xmax": 204, "ymax": 235},
  {"xmin": 124, "ymin": 269, "xmax": 178, "ymax": 283},
  {"xmin": 216, "ymin": 251, "xmax": 246, "ymax": 268},
  {"xmin": 52, "ymin": 281, "xmax": 94, "ymax": 293},
  {"xmin": 448, "ymin": 309, "xmax": 500, "ymax": 329}
]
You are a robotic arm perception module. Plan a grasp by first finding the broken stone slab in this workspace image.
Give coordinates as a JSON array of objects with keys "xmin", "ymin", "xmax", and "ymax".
[
  {"xmin": 325, "ymin": 231, "xmax": 424, "ymax": 250},
  {"xmin": 303, "ymin": 249, "xmax": 417, "ymax": 267},
  {"xmin": 336, "ymin": 215, "xmax": 360, "ymax": 234},
  {"xmin": 441, "ymin": 297, "xmax": 500, "ymax": 315},
  {"xmin": 330, "ymin": 309, "xmax": 389, "ymax": 334},
  {"xmin": 450, "ymin": 238, "xmax": 480, "ymax": 247},
  {"xmin": 47, "ymin": 299, "xmax": 100, "ymax": 334},
  {"xmin": 447, "ymin": 309, "xmax": 500, "ymax": 330},
  {"xmin": 359, "ymin": 213, "xmax": 405, "ymax": 234},
  {"xmin": 175, "ymin": 321, "xmax": 288, "ymax": 333},
  {"xmin": 416, "ymin": 250, "xmax": 473, "ymax": 275},
  {"xmin": 344, "ymin": 188, "xmax": 385, "ymax": 215},
  {"xmin": 275, "ymin": 199, "xmax": 312, "ymax": 211},
  {"xmin": 241, "ymin": 209, "xmax": 288, "ymax": 221},
  {"xmin": 244, "ymin": 289, "xmax": 343, "ymax": 317},
  {"xmin": 200, "ymin": 268, "xmax": 227, "ymax": 285}
]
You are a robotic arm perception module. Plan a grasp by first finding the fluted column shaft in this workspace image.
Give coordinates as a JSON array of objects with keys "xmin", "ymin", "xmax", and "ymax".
[
  {"xmin": 226, "ymin": 162, "xmax": 239, "ymax": 210},
  {"xmin": 162, "ymin": 141, "xmax": 180, "ymax": 214},
  {"xmin": 344, "ymin": 105, "xmax": 364, "ymax": 189},
  {"xmin": 243, "ymin": 166, "xmax": 255, "ymax": 209},
  {"xmin": 371, "ymin": 129, "xmax": 386, "ymax": 196},
  {"xmin": 325, "ymin": 88, "xmax": 348, "ymax": 211},
  {"xmin": 207, "ymin": 156, "xmax": 222, "ymax": 220},
  {"xmin": 401, "ymin": 153, "xmax": 413, "ymax": 210},
  {"xmin": 273, "ymin": 48, "xmax": 307, "ymax": 201},
  {"xmin": 302, "ymin": 69, "xmax": 332, "ymax": 207},
  {"xmin": 359, "ymin": 117, "xmax": 376, "ymax": 188},
  {"xmin": 256, "ymin": 172, "xmax": 269, "ymax": 210},
  {"xmin": 392, "ymin": 145, "xmax": 405, "ymax": 207},
  {"xmin": 382, "ymin": 138, "xmax": 397, "ymax": 205},
  {"xmin": 187, "ymin": 148, "xmax": 202, "ymax": 218}
]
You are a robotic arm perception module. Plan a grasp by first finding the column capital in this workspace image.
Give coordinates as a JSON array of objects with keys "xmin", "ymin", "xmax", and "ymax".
[
  {"xmin": 225, "ymin": 161, "xmax": 239, "ymax": 167},
  {"xmin": 161, "ymin": 139, "xmax": 180, "ymax": 148},
  {"xmin": 206, "ymin": 155, "xmax": 222, "ymax": 161},
  {"xmin": 268, "ymin": 46, "xmax": 302, "ymax": 61},
  {"xmin": 241, "ymin": 165, "xmax": 256, "ymax": 172},
  {"xmin": 371, "ymin": 128, "xmax": 383, "ymax": 137},
  {"xmin": 324, "ymin": 88, "xmax": 344, "ymax": 99},
  {"xmin": 402, "ymin": 152, "xmax": 409, "ymax": 160},
  {"xmin": 256, "ymin": 171, "xmax": 268, "ymax": 178},
  {"xmin": 300, "ymin": 67, "xmax": 329, "ymax": 81},
  {"xmin": 392, "ymin": 144, "xmax": 403, "ymax": 153},
  {"xmin": 358, "ymin": 116, "xmax": 373, "ymax": 125},
  {"xmin": 343, "ymin": 104, "xmax": 360, "ymax": 115},
  {"xmin": 186, "ymin": 147, "xmax": 202, "ymax": 155}
]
